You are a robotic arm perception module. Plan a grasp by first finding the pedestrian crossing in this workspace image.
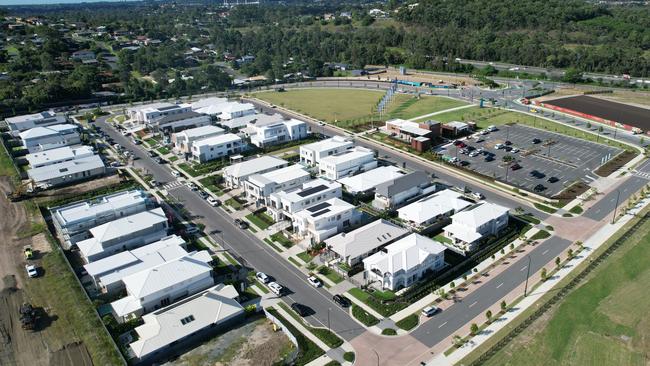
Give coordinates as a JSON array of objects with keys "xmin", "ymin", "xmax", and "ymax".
[
  {"xmin": 634, "ymin": 171, "xmax": 650, "ymax": 180},
  {"xmin": 162, "ymin": 181, "xmax": 184, "ymax": 190}
]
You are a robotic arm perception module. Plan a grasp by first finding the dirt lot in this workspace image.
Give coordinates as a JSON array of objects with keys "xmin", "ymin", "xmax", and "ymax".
[
  {"xmin": 538, "ymin": 85, "xmax": 650, "ymax": 108},
  {"xmin": 357, "ymin": 65, "xmax": 477, "ymax": 87},
  {"xmin": 543, "ymin": 95, "xmax": 650, "ymax": 131},
  {"xmin": 167, "ymin": 317, "xmax": 293, "ymax": 366}
]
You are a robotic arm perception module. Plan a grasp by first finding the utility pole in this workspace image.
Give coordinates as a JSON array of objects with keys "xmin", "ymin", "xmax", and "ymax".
[
  {"xmin": 611, "ymin": 189, "xmax": 621, "ymax": 224},
  {"xmin": 524, "ymin": 255, "xmax": 532, "ymax": 297}
]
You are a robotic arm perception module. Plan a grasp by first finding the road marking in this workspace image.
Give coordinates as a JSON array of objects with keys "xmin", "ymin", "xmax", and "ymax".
[
  {"xmin": 438, "ymin": 321, "xmax": 448, "ymax": 328},
  {"xmin": 520, "ymin": 265, "xmax": 528, "ymax": 272},
  {"xmin": 542, "ymin": 249, "xmax": 549, "ymax": 255},
  {"xmin": 468, "ymin": 301, "xmax": 477, "ymax": 308},
  {"xmin": 496, "ymin": 282, "xmax": 503, "ymax": 289}
]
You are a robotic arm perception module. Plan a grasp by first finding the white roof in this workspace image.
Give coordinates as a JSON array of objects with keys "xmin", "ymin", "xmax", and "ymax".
[
  {"xmin": 273, "ymin": 178, "xmax": 341, "ymax": 204},
  {"xmin": 6, "ymin": 111, "xmax": 57, "ymax": 124},
  {"xmin": 246, "ymin": 113, "xmax": 285, "ymax": 127},
  {"xmin": 189, "ymin": 97, "xmax": 228, "ymax": 111},
  {"xmin": 301, "ymin": 136, "xmax": 352, "ymax": 154},
  {"xmin": 27, "ymin": 154, "xmax": 104, "ymax": 183},
  {"xmin": 397, "ymin": 189, "xmax": 472, "ymax": 225},
  {"xmin": 176, "ymin": 125, "xmax": 224, "ymax": 139},
  {"xmin": 223, "ymin": 156, "xmax": 287, "ymax": 179},
  {"xmin": 446, "ymin": 121, "xmax": 469, "ymax": 129},
  {"xmin": 220, "ymin": 102, "xmax": 255, "ymax": 115},
  {"xmin": 319, "ymin": 146, "xmax": 374, "ymax": 166},
  {"xmin": 363, "ymin": 233, "xmax": 446, "ymax": 274},
  {"xmin": 326, "ymin": 219, "xmax": 409, "ymax": 260},
  {"xmin": 247, "ymin": 164, "xmax": 309, "ymax": 187},
  {"xmin": 129, "ymin": 283, "xmax": 243, "ymax": 359},
  {"xmin": 387, "ymin": 119, "xmax": 431, "ymax": 136},
  {"xmin": 77, "ymin": 207, "xmax": 167, "ymax": 259},
  {"xmin": 337, "ymin": 166, "xmax": 405, "ymax": 193},
  {"xmin": 52, "ymin": 189, "xmax": 149, "ymax": 228},
  {"xmin": 26, "ymin": 145, "xmax": 94, "ymax": 167},
  {"xmin": 121, "ymin": 250, "xmax": 213, "ymax": 299},
  {"xmin": 19, "ymin": 124, "xmax": 77, "ymax": 140},
  {"xmin": 218, "ymin": 114, "xmax": 258, "ymax": 129},
  {"xmin": 127, "ymin": 102, "xmax": 175, "ymax": 114},
  {"xmin": 449, "ymin": 202, "xmax": 509, "ymax": 229},
  {"xmin": 294, "ymin": 197, "xmax": 354, "ymax": 222},
  {"xmin": 192, "ymin": 133, "xmax": 241, "ymax": 148}
]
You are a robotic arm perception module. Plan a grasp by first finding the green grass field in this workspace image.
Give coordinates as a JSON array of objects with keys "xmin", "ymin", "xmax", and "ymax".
[
  {"xmin": 386, "ymin": 94, "xmax": 468, "ymax": 120},
  {"xmin": 479, "ymin": 217, "xmax": 650, "ymax": 366}
]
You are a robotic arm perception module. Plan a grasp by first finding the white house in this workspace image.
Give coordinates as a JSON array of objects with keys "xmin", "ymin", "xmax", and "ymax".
[
  {"xmin": 318, "ymin": 146, "xmax": 377, "ymax": 180},
  {"xmin": 249, "ymin": 118, "xmax": 308, "ymax": 148},
  {"xmin": 299, "ymin": 136, "xmax": 353, "ymax": 166},
  {"xmin": 372, "ymin": 171, "xmax": 434, "ymax": 210},
  {"xmin": 51, "ymin": 189, "xmax": 153, "ymax": 248},
  {"xmin": 397, "ymin": 189, "xmax": 472, "ymax": 227},
  {"xmin": 336, "ymin": 166, "xmax": 405, "ymax": 195},
  {"xmin": 83, "ymin": 235, "xmax": 187, "ymax": 294},
  {"xmin": 240, "ymin": 113, "xmax": 285, "ymax": 136},
  {"xmin": 25, "ymin": 145, "xmax": 95, "ymax": 168},
  {"xmin": 27, "ymin": 154, "xmax": 106, "ymax": 189},
  {"xmin": 268, "ymin": 178, "xmax": 342, "ymax": 221},
  {"xmin": 128, "ymin": 284, "xmax": 244, "ymax": 364},
  {"xmin": 190, "ymin": 133, "xmax": 244, "ymax": 163},
  {"xmin": 443, "ymin": 202, "xmax": 510, "ymax": 254},
  {"xmin": 127, "ymin": 103, "xmax": 192, "ymax": 123},
  {"xmin": 172, "ymin": 125, "xmax": 224, "ymax": 154},
  {"xmin": 147, "ymin": 111, "xmax": 211, "ymax": 132},
  {"xmin": 218, "ymin": 114, "xmax": 258, "ymax": 130},
  {"xmin": 326, "ymin": 219, "xmax": 409, "ymax": 266},
  {"xmin": 19, "ymin": 124, "xmax": 80, "ymax": 153},
  {"xmin": 218, "ymin": 102, "xmax": 256, "ymax": 120},
  {"xmin": 189, "ymin": 97, "xmax": 228, "ymax": 114},
  {"xmin": 292, "ymin": 198, "xmax": 361, "ymax": 243},
  {"xmin": 6, "ymin": 111, "xmax": 67, "ymax": 133},
  {"xmin": 223, "ymin": 156, "xmax": 288, "ymax": 188},
  {"xmin": 363, "ymin": 233, "xmax": 446, "ymax": 291},
  {"xmin": 110, "ymin": 250, "xmax": 214, "ymax": 323},
  {"xmin": 244, "ymin": 164, "xmax": 311, "ymax": 206},
  {"xmin": 77, "ymin": 207, "xmax": 169, "ymax": 263}
]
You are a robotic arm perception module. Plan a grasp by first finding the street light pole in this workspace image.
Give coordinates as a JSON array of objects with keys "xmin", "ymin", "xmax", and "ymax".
[
  {"xmin": 327, "ymin": 308, "xmax": 331, "ymax": 332},
  {"xmin": 524, "ymin": 255, "xmax": 532, "ymax": 297},
  {"xmin": 611, "ymin": 189, "xmax": 621, "ymax": 224}
]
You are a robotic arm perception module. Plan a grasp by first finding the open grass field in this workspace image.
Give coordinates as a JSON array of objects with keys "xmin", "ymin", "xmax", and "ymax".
[
  {"xmin": 479, "ymin": 216, "xmax": 650, "ymax": 366},
  {"xmin": 385, "ymin": 94, "xmax": 468, "ymax": 120}
]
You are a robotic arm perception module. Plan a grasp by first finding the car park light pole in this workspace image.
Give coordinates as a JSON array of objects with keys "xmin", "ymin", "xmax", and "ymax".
[{"xmin": 612, "ymin": 189, "xmax": 621, "ymax": 224}]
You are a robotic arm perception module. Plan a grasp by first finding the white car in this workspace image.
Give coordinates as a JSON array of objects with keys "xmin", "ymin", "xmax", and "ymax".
[
  {"xmin": 186, "ymin": 182, "xmax": 198, "ymax": 191},
  {"xmin": 495, "ymin": 143, "xmax": 505, "ymax": 149},
  {"xmin": 307, "ymin": 276, "xmax": 322, "ymax": 288},
  {"xmin": 511, "ymin": 148, "xmax": 520, "ymax": 153},
  {"xmin": 171, "ymin": 170, "xmax": 181, "ymax": 178},
  {"xmin": 470, "ymin": 192, "xmax": 485, "ymax": 200},
  {"xmin": 26, "ymin": 264, "xmax": 38, "ymax": 278},
  {"xmin": 268, "ymin": 281, "xmax": 283, "ymax": 295},
  {"xmin": 207, "ymin": 196, "xmax": 220, "ymax": 206},
  {"xmin": 256, "ymin": 272, "xmax": 270, "ymax": 284},
  {"xmin": 421, "ymin": 305, "xmax": 439, "ymax": 317},
  {"xmin": 468, "ymin": 151, "xmax": 480, "ymax": 158}
]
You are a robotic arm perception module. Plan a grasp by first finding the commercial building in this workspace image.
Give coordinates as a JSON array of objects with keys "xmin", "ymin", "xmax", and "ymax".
[
  {"xmin": 249, "ymin": 118, "xmax": 308, "ymax": 148},
  {"xmin": 223, "ymin": 156, "xmax": 288, "ymax": 188},
  {"xmin": 292, "ymin": 198, "xmax": 361, "ymax": 243},
  {"xmin": 110, "ymin": 250, "xmax": 214, "ymax": 323},
  {"xmin": 27, "ymin": 154, "xmax": 106, "ymax": 189},
  {"xmin": 25, "ymin": 145, "xmax": 95, "ymax": 168},
  {"xmin": 363, "ymin": 233, "xmax": 446, "ymax": 291},
  {"xmin": 19, "ymin": 124, "xmax": 80, "ymax": 153},
  {"xmin": 77, "ymin": 207, "xmax": 169, "ymax": 263},
  {"xmin": 397, "ymin": 189, "xmax": 472, "ymax": 227},
  {"xmin": 83, "ymin": 235, "xmax": 187, "ymax": 294},
  {"xmin": 268, "ymin": 178, "xmax": 342, "ymax": 221},
  {"xmin": 6, "ymin": 111, "xmax": 67, "ymax": 133},
  {"xmin": 51, "ymin": 189, "xmax": 153, "ymax": 247},
  {"xmin": 336, "ymin": 166, "xmax": 405, "ymax": 195},
  {"xmin": 172, "ymin": 125, "xmax": 225, "ymax": 154},
  {"xmin": 318, "ymin": 146, "xmax": 377, "ymax": 180},
  {"xmin": 127, "ymin": 103, "xmax": 191, "ymax": 123},
  {"xmin": 443, "ymin": 202, "xmax": 509, "ymax": 254},
  {"xmin": 147, "ymin": 111, "xmax": 211, "ymax": 133},
  {"xmin": 385, "ymin": 119, "xmax": 440, "ymax": 152},
  {"xmin": 244, "ymin": 164, "xmax": 311, "ymax": 206},
  {"xmin": 128, "ymin": 284, "xmax": 244, "ymax": 364},
  {"xmin": 299, "ymin": 136, "xmax": 353, "ymax": 166},
  {"xmin": 443, "ymin": 121, "xmax": 472, "ymax": 137},
  {"xmin": 190, "ymin": 133, "xmax": 244, "ymax": 163},
  {"xmin": 326, "ymin": 219, "xmax": 409, "ymax": 266},
  {"xmin": 372, "ymin": 171, "xmax": 434, "ymax": 210}
]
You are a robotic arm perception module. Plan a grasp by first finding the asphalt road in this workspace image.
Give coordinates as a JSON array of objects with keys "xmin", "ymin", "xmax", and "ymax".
[{"xmin": 583, "ymin": 175, "xmax": 649, "ymax": 221}]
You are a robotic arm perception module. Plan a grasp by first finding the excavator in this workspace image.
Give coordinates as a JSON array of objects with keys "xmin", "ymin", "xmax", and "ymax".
[
  {"xmin": 19, "ymin": 303, "xmax": 38, "ymax": 331},
  {"xmin": 7, "ymin": 179, "xmax": 36, "ymax": 202}
]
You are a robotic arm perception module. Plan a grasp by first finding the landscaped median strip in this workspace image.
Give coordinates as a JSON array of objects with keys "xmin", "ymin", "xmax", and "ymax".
[{"xmin": 277, "ymin": 303, "xmax": 343, "ymax": 349}]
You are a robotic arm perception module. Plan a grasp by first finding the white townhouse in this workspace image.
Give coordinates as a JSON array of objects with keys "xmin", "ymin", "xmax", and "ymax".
[
  {"xmin": 363, "ymin": 233, "xmax": 446, "ymax": 291},
  {"xmin": 397, "ymin": 189, "xmax": 472, "ymax": 227},
  {"xmin": 19, "ymin": 124, "xmax": 80, "ymax": 153},
  {"xmin": 337, "ymin": 165, "xmax": 406, "ymax": 195},
  {"xmin": 318, "ymin": 146, "xmax": 377, "ymax": 180},
  {"xmin": 222, "ymin": 156, "xmax": 288, "ymax": 188},
  {"xmin": 190, "ymin": 133, "xmax": 244, "ymax": 163},
  {"xmin": 172, "ymin": 125, "xmax": 224, "ymax": 154},
  {"xmin": 110, "ymin": 250, "xmax": 214, "ymax": 323},
  {"xmin": 218, "ymin": 102, "xmax": 256, "ymax": 120},
  {"xmin": 51, "ymin": 189, "xmax": 153, "ymax": 248},
  {"xmin": 326, "ymin": 219, "xmax": 410, "ymax": 266},
  {"xmin": 292, "ymin": 198, "xmax": 361, "ymax": 243},
  {"xmin": 5, "ymin": 111, "xmax": 67, "ymax": 133},
  {"xmin": 83, "ymin": 235, "xmax": 187, "ymax": 294},
  {"xmin": 299, "ymin": 136, "xmax": 353, "ymax": 166},
  {"xmin": 372, "ymin": 171, "xmax": 435, "ymax": 210},
  {"xmin": 128, "ymin": 284, "xmax": 244, "ymax": 364},
  {"xmin": 77, "ymin": 207, "xmax": 169, "ymax": 263},
  {"xmin": 268, "ymin": 178, "xmax": 342, "ymax": 222},
  {"xmin": 244, "ymin": 164, "xmax": 311, "ymax": 206},
  {"xmin": 248, "ymin": 118, "xmax": 308, "ymax": 148},
  {"xmin": 443, "ymin": 202, "xmax": 510, "ymax": 254},
  {"xmin": 27, "ymin": 154, "xmax": 106, "ymax": 189},
  {"xmin": 127, "ymin": 102, "xmax": 191, "ymax": 123},
  {"xmin": 147, "ymin": 111, "xmax": 211, "ymax": 133},
  {"xmin": 188, "ymin": 97, "xmax": 228, "ymax": 114},
  {"xmin": 25, "ymin": 145, "xmax": 95, "ymax": 168}
]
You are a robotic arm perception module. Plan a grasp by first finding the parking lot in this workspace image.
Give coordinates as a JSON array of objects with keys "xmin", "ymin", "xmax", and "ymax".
[{"xmin": 438, "ymin": 124, "xmax": 622, "ymax": 197}]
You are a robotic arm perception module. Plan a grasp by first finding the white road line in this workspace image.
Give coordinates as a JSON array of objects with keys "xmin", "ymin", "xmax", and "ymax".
[
  {"xmin": 438, "ymin": 321, "xmax": 448, "ymax": 328},
  {"xmin": 496, "ymin": 282, "xmax": 503, "ymax": 289},
  {"xmin": 520, "ymin": 265, "xmax": 528, "ymax": 272},
  {"xmin": 468, "ymin": 301, "xmax": 477, "ymax": 308},
  {"xmin": 542, "ymin": 249, "xmax": 549, "ymax": 255}
]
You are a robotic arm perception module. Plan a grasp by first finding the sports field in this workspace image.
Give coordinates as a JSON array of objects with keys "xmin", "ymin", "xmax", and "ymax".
[{"xmin": 478, "ymin": 216, "xmax": 650, "ymax": 366}]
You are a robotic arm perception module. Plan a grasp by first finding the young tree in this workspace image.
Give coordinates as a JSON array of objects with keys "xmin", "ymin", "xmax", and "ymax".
[
  {"xmin": 567, "ymin": 248, "xmax": 574, "ymax": 259},
  {"xmin": 486, "ymin": 310, "xmax": 493, "ymax": 323},
  {"xmin": 541, "ymin": 267, "xmax": 548, "ymax": 281},
  {"xmin": 500, "ymin": 300, "xmax": 507, "ymax": 312},
  {"xmin": 555, "ymin": 256, "xmax": 561, "ymax": 268},
  {"xmin": 470, "ymin": 323, "xmax": 479, "ymax": 335}
]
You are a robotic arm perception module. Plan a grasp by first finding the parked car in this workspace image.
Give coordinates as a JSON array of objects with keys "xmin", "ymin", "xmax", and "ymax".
[
  {"xmin": 256, "ymin": 272, "xmax": 271, "ymax": 284},
  {"xmin": 468, "ymin": 151, "xmax": 480, "ymax": 158},
  {"xmin": 495, "ymin": 143, "xmax": 505, "ymax": 149},
  {"xmin": 547, "ymin": 176, "xmax": 559, "ymax": 183},
  {"xmin": 511, "ymin": 148, "xmax": 520, "ymax": 153},
  {"xmin": 534, "ymin": 184, "xmax": 546, "ymax": 192},
  {"xmin": 530, "ymin": 170, "xmax": 545, "ymax": 179},
  {"xmin": 171, "ymin": 170, "xmax": 181, "ymax": 178},
  {"xmin": 25, "ymin": 264, "xmax": 38, "ymax": 278},
  {"xmin": 511, "ymin": 163, "xmax": 522, "ymax": 170},
  {"xmin": 186, "ymin": 182, "xmax": 198, "ymax": 191},
  {"xmin": 486, "ymin": 125, "xmax": 497, "ymax": 132},
  {"xmin": 504, "ymin": 146, "xmax": 512, "ymax": 152},
  {"xmin": 184, "ymin": 224, "xmax": 199, "ymax": 235},
  {"xmin": 333, "ymin": 294, "xmax": 352, "ymax": 307},
  {"xmin": 156, "ymin": 157, "xmax": 167, "ymax": 164},
  {"xmin": 207, "ymin": 196, "xmax": 220, "ymax": 206},
  {"xmin": 421, "ymin": 306, "xmax": 439, "ymax": 317},
  {"xmin": 453, "ymin": 140, "xmax": 463, "ymax": 146},
  {"xmin": 150, "ymin": 179, "xmax": 159, "ymax": 187},
  {"xmin": 475, "ymin": 137, "xmax": 485, "ymax": 143},
  {"xmin": 291, "ymin": 302, "xmax": 310, "ymax": 317},
  {"xmin": 148, "ymin": 151, "xmax": 157, "ymax": 158},
  {"xmin": 459, "ymin": 160, "xmax": 470, "ymax": 167},
  {"xmin": 532, "ymin": 138, "xmax": 542, "ymax": 144},
  {"xmin": 307, "ymin": 276, "xmax": 322, "ymax": 288},
  {"xmin": 504, "ymin": 140, "xmax": 512, "ymax": 145},
  {"xmin": 450, "ymin": 157, "xmax": 461, "ymax": 164},
  {"xmin": 234, "ymin": 218, "xmax": 249, "ymax": 230},
  {"xmin": 198, "ymin": 190, "xmax": 209, "ymax": 199},
  {"xmin": 268, "ymin": 281, "xmax": 283, "ymax": 295},
  {"xmin": 470, "ymin": 192, "xmax": 485, "ymax": 200},
  {"xmin": 485, "ymin": 155, "xmax": 495, "ymax": 162}
]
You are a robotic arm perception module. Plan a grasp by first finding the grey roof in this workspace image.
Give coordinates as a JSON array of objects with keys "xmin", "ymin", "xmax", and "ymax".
[
  {"xmin": 325, "ymin": 219, "xmax": 409, "ymax": 260},
  {"xmin": 27, "ymin": 155, "xmax": 104, "ymax": 183},
  {"xmin": 152, "ymin": 111, "xmax": 205, "ymax": 124},
  {"xmin": 375, "ymin": 171, "xmax": 430, "ymax": 198}
]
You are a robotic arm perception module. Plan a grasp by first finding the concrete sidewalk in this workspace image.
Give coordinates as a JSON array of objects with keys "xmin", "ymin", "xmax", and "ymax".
[{"xmin": 409, "ymin": 103, "xmax": 476, "ymax": 121}]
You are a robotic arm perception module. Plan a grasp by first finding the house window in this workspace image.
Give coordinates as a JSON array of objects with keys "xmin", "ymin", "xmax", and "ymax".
[{"xmin": 180, "ymin": 315, "xmax": 195, "ymax": 325}]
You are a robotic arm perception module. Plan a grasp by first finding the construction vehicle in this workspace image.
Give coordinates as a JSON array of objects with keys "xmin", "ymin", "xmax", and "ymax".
[
  {"xmin": 7, "ymin": 180, "xmax": 36, "ymax": 202},
  {"xmin": 23, "ymin": 245, "xmax": 33, "ymax": 260},
  {"xmin": 19, "ymin": 303, "xmax": 38, "ymax": 330}
]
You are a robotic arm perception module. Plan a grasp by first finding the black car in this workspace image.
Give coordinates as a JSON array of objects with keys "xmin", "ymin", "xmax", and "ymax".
[
  {"xmin": 460, "ymin": 160, "xmax": 470, "ymax": 167},
  {"xmin": 504, "ymin": 146, "xmax": 512, "ymax": 152},
  {"xmin": 291, "ymin": 303, "xmax": 311, "ymax": 317},
  {"xmin": 149, "ymin": 151, "xmax": 157, "ymax": 158},
  {"xmin": 234, "ymin": 218, "xmax": 249, "ymax": 230},
  {"xmin": 532, "ymin": 138, "xmax": 542, "ymax": 144},
  {"xmin": 484, "ymin": 155, "xmax": 495, "ymax": 162},
  {"xmin": 534, "ymin": 184, "xmax": 546, "ymax": 192},
  {"xmin": 504, "ymin": 140, "xmax": 512, "ymax": 146},
  {"xmin": 530, "ymin": 170, "xmax": 545, "ymax": 178},
  {"xmin": 547, "ymin": 176, "xmax": 559, "ymax": 183},
  {"xmin": 156, "ymin": 157, "xmax": 167, "ymax": 164},
  {"xmin": 511, "ymin": 163, "xmax": 522, "ymax": 170},
  {"xmin": 333, "ymin": 294, "xmax": 352, "ymax": 307}
]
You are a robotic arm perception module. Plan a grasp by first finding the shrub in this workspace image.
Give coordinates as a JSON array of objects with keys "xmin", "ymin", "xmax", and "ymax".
[
  {"xmin": 352, "ymin": 305, "xmax": 379, "ymax": 326},
  {"xmin": 343, "ymin": 352, "xmax": 355, "ymax": 362},
  {"xmin": 470, "ymin": 323, "xmax": 479, "ymax": 335},
  {"xmin": 395, "ymin": 314, "xmax": 419, "ymax": 331},
  {"xmin": 382, "ymin": 328, "xmax": 397, "ymax": 336}
]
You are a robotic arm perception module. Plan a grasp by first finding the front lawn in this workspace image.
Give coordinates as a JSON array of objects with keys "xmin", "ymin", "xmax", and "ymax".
[
  {"xmin": 351, "ymin": 304, "xmax": 380, "ymax": 326},
  {"xmin": 317, "ymin": 266, "xmax": 344, "ymax": 284},
  {"xmin": 270, "ymin": 232, "xmax": 293, "ymax": 248},
  {"xmin": 156, "ymin": 146, "xmax": 170, "ymax": 155},
  {"xmin": 225, "ymin": 197, "xmax": 244, "ymax": 210},
  {"xmin": 297, "ymin": 251, "xmax": 313, "ymax": 263},
  {"xmin": 395, "ymin": 314, "xmax": 419, "ymax": 331},
  {"xmin": 246, "ymin": 211, "xmax": 274, "ymax": 230}
]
